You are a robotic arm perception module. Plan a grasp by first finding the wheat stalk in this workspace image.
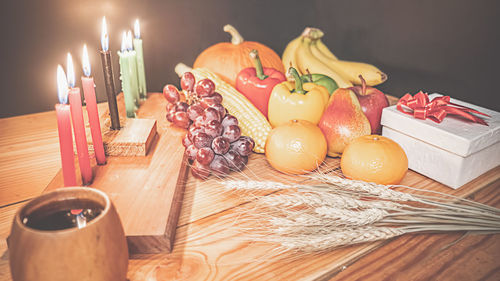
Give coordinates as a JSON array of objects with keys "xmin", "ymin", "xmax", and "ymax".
[
  {"xmin": 315, "ymin": 207, "xmax": 389, "ymax": 224},
  {"xmin": 220, "ymin": 175, "xmax": 500, "ymax": 252},
  {"xmin": 259, "ymin": 226, "xmax": 405, "ymax": 252},
  {"xmin": 222, "ymin": 180, "xmax": 293, "ymax": 191},
  {"xmin": 310, "ymin": 174, "xmax": 418, "ymax": 201},
  {"xmin": 315, "ymin": 174, "xmax": 500, "ymax": 215},
  {"xmin": 259, "ymin": 192, "xmax": 403, "ymax": 210},
  {"xmin": 264, "ymin": 208, "xmax": 388, "ymax": 228}
]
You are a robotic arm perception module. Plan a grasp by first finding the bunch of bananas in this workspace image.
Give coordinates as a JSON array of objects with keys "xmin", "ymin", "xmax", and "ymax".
[{"xmin": 282, "ymin": 27, "xmax": 387, "ymax": 87}]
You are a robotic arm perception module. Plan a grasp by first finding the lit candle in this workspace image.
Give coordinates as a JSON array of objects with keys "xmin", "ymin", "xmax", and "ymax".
[
  {"xmin": 67, "ymin": 53, "xmax": 93, "ymax": 185},
  {"xmin": 82, "ymin": 44, "xmax": 106, "ymax": 165},
  {"xmin": 118, "ymin": 31, "xmax": 138, "ymax": 118},
  {"xmin": 99, "ymin": 16, "xmax": 120, "ymax": 130},
  {"xmin": 133, "ymin": 19, "xmax": 147, "ymax": 100},
  {"xmin": 56, "ymin": 65, "xmax": 77, "ymax": 187},
  {"xmin": 127, "ymin": 30, "xmax": 141, "ymax": 104}
]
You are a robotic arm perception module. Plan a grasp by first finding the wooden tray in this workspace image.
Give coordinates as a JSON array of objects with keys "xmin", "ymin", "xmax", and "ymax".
[{"xmin": 45, "ymin": 93, "xmax": 189, "ymax": 254}]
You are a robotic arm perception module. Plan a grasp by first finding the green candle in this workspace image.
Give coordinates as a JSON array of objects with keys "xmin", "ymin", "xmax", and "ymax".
[
  {"xmin": 127, "ymin": 31, "xmax": 141, "ymax": 106},
  {"xmin": 133, "ymin": 19, "xmax": 147, "ymax": 100},
  {"xmin": 118, "ymin": 32, "xmax": 137, "ymax": 118},
  {"xmin": 128, "ymin": 53, "xmax": 141, "ymax": 106}
]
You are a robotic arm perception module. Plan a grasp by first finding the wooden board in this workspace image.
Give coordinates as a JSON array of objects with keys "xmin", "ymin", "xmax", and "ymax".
[{"xmin": 44, "ymin": 93, "xmax": 188, "ymax": 254}]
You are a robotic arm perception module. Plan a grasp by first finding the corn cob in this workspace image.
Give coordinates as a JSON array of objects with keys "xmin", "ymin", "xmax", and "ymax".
[{"xmin": 175, "ymin": 63, "xmax": 271, "ymax": 153}]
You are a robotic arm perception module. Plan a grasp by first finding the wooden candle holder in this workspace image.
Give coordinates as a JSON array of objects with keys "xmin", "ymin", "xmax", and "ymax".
[
  {"xmin": 82, "ymin": 93, "xmax": 157, "ymax": 157},
  {"xmin": 90, "ymin": 117, "xmax": 157, "ymax": 157}
]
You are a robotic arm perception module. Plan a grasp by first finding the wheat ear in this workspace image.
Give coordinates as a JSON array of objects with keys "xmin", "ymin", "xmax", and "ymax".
[{"xmin": 261, "ymin": 226, "xmax": 405, "ymax": 252}]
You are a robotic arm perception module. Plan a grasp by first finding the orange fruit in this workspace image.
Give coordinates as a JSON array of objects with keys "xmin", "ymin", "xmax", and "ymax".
[
  {"xmin": 265, "ymin": 120, "xmax": 327, "ymax": 175},
  {"xmin": 340, "ymin": 135, "xmax": 408, "ymax": 185}
]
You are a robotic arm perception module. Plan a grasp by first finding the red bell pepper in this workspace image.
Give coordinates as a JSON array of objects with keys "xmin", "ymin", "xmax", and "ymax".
[{"xmin": 235, "ymin": 50, "xmax": 286, "ymax": 118}]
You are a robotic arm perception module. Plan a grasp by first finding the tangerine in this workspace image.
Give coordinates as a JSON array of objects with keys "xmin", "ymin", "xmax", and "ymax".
[
  {"xmin": 265, "ymin": 120, "xmax": 327, "ymax": 175},
  {"xmin": 340, "ymin": 135, "xmax": 408, "ymax": 185}
]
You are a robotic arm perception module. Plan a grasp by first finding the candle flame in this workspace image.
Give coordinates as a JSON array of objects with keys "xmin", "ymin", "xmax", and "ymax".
[
  {"xmin": 121, "ymin": 31, "xmax": 127, "ymax": 52},
  {"xmin": 82, "ymin": 44, "xmax": 91, "ymax": 77},
  {"xmin": 57, "ymin": 65, "xmax": 69, "ymax": 104},
  {"xmin": 76, "ymin": 212, "xmax": 87, "ymax": 229},
  {"xmin": 134, "ymin": 19, "xmax": 140, "ymax": 39},
  {"xmin": 101, "ymin": 16, "xmax": 109, "ymax": 51},
  {"xmin": 66, "ymin": 53, "xmax": 76, "ymax": 88},
  {"xmin": 126, "ymin": 30, "xmax": 133, "ymax": 51}
]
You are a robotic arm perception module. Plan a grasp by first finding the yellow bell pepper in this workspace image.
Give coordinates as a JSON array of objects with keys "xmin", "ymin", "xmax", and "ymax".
[{"xmin": 268, "ymin": 67, "xmax": 330, "ymax": 127}]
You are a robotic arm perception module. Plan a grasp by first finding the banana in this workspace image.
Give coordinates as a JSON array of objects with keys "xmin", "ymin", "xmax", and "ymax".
[
  {"xmin": 315, "ymin": 38, "xmax": 338, "ymax": 60},
  {"xmin": 283, "ymin": 27, "xmax": 387, "ymax": 87},
  {"xmin": 281, "ymin": 36, "xmax": 302, "ymax": 71},
  {"xmin": 330, "ymin": 60, "xmax": 387, "ymax": 86},
  {"xmin": 310, "ymin": 41, "xmax": 387, "ymax": 86},
  {"xmin": 294, "ymin": 38, "xmax": 353, "ymax": 88},
  {"xmin": 309, "ymin": 40, "xmax": 351, "ymax": 81}
]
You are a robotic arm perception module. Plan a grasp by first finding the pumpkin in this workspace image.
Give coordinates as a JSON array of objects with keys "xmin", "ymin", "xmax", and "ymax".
[{"xmin": 193, "ymin": 24, "xmax": 285, "ymax": 86}]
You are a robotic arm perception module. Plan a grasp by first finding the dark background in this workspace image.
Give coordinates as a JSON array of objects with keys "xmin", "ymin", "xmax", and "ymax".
[{"xmin": 1, "ymin": 0, "xmax": 499, "ymax": 118}]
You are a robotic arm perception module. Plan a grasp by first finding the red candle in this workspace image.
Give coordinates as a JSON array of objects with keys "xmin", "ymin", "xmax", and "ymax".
[
  {"xmin": 82, "ymin": 44, "xmax": 106, "ymax": 165},
  {"xmin": 56, "ymin": 65, "xmax": 77, "ymax": 186},
  {"xmin": 67, "ymin": 53, "xmax": 93, "ymax": 185}
]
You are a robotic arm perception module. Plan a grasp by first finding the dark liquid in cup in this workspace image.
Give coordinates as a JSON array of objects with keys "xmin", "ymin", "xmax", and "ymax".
[{"xmin": 23, "ymin": 199, "xmax": 103, "ymax": 231}]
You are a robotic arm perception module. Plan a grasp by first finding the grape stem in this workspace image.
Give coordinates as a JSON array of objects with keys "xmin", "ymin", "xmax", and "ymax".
[{"xmin": 185, "ymin": 90, "xmax": 197, "ymax": 105}]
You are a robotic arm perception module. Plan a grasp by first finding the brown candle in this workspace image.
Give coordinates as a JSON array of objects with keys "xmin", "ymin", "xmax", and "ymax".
[{"xmin": 100, "ymin": 17, "xmax": 120, "ymax": 130}]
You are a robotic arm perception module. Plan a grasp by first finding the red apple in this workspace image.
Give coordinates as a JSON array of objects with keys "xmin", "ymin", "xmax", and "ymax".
[{"xmin": 349, "ymin": 75, "xmax": 389, "ymax": 134}]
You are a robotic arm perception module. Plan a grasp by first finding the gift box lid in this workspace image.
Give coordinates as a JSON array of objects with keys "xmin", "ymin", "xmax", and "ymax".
[{"xmin": 381, "ymin": 93, "xmax": 500, "ymax": 157}]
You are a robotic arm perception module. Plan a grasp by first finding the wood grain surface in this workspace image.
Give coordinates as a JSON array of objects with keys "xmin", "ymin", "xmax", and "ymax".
[
  {"xmin": 0, "ymin": 111, "xmax": 61, "ymax": 206},
  {"xmin": 0, "ymin": 95, "xmax": 499, "ymax": 281},
  {"xmin": 331, "ymin": 181, "xmax": 500, "ymax": 281}
]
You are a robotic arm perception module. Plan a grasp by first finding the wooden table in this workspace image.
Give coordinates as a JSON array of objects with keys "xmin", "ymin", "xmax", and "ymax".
[{"xmin": 1, "ymin": 101, "xmax": 499, "ymax": 281}]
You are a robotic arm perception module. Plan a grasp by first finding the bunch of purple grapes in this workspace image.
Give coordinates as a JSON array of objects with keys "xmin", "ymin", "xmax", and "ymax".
[{"xmin": 163, "ymin": 72, "xmax": 255, "ymax": 179}]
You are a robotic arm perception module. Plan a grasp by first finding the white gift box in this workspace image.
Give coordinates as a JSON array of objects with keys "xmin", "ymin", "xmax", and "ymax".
[{"xmin": 381, "ymin": 93, "xmax": 500, "ymax": 189}]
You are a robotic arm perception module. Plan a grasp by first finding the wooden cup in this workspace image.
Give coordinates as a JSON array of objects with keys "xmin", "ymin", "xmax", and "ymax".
[{"xmin": 8, "ymin": 187, "xmax": 128, "ymax": 281}]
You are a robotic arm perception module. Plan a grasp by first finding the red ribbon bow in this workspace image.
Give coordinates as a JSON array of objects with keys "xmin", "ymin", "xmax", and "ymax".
[{"xmin": 397, "ymin": 91, "xmax": 489, "ymax": 126}]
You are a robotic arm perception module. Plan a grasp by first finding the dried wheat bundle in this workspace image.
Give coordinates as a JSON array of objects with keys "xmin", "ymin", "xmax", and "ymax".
[{"xmin": 221, "ymin": 174, "xmax": 500, "ymax": 252}]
